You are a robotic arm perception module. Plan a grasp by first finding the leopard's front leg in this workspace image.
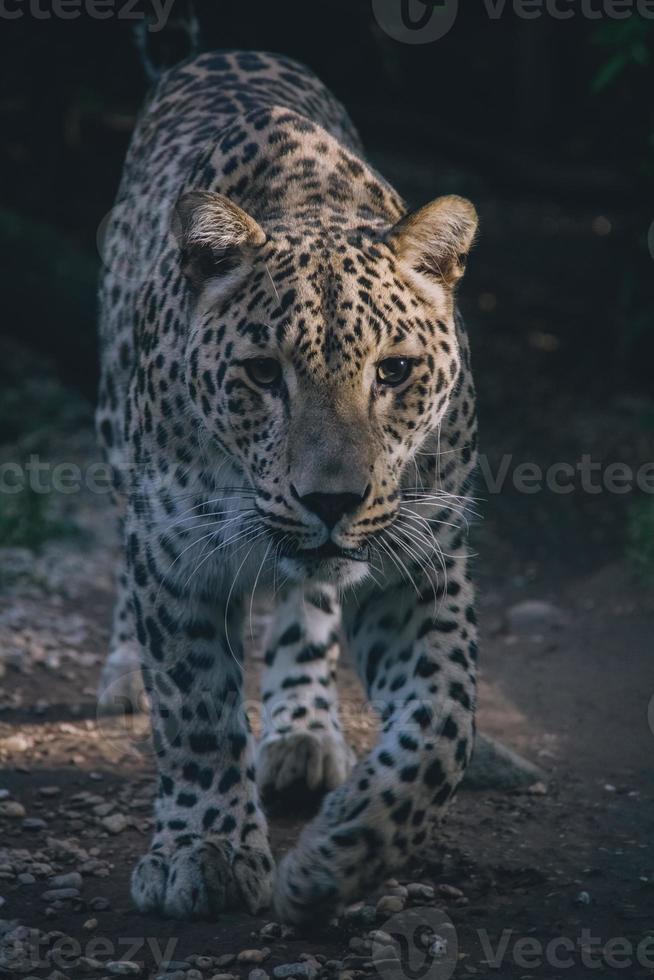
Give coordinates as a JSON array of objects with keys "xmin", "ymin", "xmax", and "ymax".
[
  {"xmin": 256, "ymin": 584, "xmax": 355, "ymax": 803},
  {"xmin": 128, "ymin": 538, "xmax": 273, "ymax": 919},
  {"xmin": 273, "ymin": 552, "xmax": 476, "ymax": 922}
]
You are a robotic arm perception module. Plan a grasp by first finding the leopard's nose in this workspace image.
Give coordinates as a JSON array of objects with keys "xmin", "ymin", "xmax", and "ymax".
[{"xmin": 292, "ymin": 486, "xmax": 369, "ymax": 530}]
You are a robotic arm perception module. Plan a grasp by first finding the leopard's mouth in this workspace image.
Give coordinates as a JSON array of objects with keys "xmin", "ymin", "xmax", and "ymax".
[{"xmin": 282, "ymin": 540, "xmax": 370, "ymax": 564}]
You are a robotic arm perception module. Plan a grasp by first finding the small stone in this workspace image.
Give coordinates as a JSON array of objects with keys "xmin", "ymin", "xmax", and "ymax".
[
  {"xmin": 348, "ymin": 938, "xmax": 371, "ymax": 955},
  {"xmin": 18, "ymin": 873, "xmax": 36, "ymax": 885},
  {"xmin": 83, "ymin": 918, "xmax": 98, "ymax": 930},
  {"xmin": 437, "ymin": 884, "xmax": 464, "ymax": 900},
  {"xmin": 107, "ymin": 962, "xmax": 142, "ymax": 976},
  {"xmin": 375, "ymin": 895, "xmax": 405, "ymax": 917},
  {"xmin": 506, "ymin": 599, "xmax": 566, "ymax": 632},
  {"xmin": 343, "ymin": 902, "xmax": 376, "ymax": 926},
  {"xmin": 41, "ymin": 888, "xmax": 81, "ymax": 901},
  {"xmin": 576, "ymin": 890, "xmax": 591, "ymax": 905},
  {"xmin": 191, "ymin": 957, "xmax": 213, "ymax": 970},
  {"xmin": 215, "ymin": 954, "xmax": 236, "ymax": 968},
  {"xmin": 386, "ymin": 884, "xmax": 408, "ymax": 899},
  {"xmin": 50, "ymin": 872, "xmax": 83, "ymax": 889},
  {"xmin": 22, "ymin": 818, "xmax": 47, "ymax": 831},
  {"xmin": 528, "ymin": 780, "xmax": 548, "ymax": 796},
  {"xmin": 238, "ymin": 949, "xmax": 270, "ymax": 964},
  {"xmin": 185, "ymin": 971, "xmax": 202, "ymax": 980},
  {"xmin": 88, "ymin": 896, "xmax": 111, "ymax": 910},
  {"xmin": 406, "ymin": 883, "xmax": 435, "ymax": 901},
  {"xmin": 102, "ymin": 813, "xmax": 128, "ymax": 834},
  {"xmin": 0, "ymin": 801, "xmax": 26, "ymax": 818},
  {"xmin": 248, "ymin": 971, "xmax": 269, "ymax": 980},
  {"xmin": 259, "ymin": 922, "xmax": 282, "ymax": 939},
  {"xmin": 39, "ymin": 786, "xmax": 61, "ymax": 797},
  {"xmin": 210, "ymin": 975, "xmax": 237, "ymax": 980},
  {"xmin": 273, "ymin": 963, "xmax": 317, "ymax": 980}
]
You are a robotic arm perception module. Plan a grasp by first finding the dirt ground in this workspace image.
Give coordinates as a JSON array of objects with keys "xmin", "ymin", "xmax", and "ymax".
[{"xmin": 0, "ymin": 402, "xmax": 653, "ymax": 980}]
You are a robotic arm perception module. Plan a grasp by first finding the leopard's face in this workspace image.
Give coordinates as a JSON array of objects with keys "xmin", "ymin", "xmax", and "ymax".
[{"xmin": 177, "ymin": 191, "xmax": 477, "ymax": 586}]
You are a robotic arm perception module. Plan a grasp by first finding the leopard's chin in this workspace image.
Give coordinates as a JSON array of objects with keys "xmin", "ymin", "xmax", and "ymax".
[{"xmin": 279, "ymin": 554, "xmax": 370, "ymax": 587}]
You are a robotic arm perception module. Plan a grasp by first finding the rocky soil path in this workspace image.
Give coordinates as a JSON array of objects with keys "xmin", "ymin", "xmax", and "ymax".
[{"xmin": 0, "ymin": 424, "xmax": 653, "ymax": 980}]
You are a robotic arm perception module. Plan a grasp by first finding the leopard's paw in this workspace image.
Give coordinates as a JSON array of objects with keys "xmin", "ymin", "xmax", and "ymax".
[
  {"xmin": 131, "ymin": 837, "xmax": 274, "ymax": 919},
  {"xmin": 257, "ymin": 729, "xmax": 355, "ymax": 803},
  {"xmin": 273, "ymin": 840, "xmax": 341, "ymax": 924}
]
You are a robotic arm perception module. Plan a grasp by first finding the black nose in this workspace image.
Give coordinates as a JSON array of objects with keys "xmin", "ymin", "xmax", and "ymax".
[{"xmin": 294, "ymin": 488, "xmax": 367, "ymax": 530}]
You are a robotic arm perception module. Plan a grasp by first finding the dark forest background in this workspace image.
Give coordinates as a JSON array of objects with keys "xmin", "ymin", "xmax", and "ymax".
[{"xmin": 0, "ymin": 0, "xmax": 653, "ymax": 572}]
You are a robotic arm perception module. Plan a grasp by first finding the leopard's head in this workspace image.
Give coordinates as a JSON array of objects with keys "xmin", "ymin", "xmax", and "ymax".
[{"xmin": 175, "ymin": 189, "xmax": 477, "ymax": 586}]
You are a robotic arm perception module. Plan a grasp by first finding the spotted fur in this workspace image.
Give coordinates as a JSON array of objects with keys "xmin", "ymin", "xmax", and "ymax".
[{"xmin": 97, "ymin": 50, "xmax": 479, "ymax": 923}]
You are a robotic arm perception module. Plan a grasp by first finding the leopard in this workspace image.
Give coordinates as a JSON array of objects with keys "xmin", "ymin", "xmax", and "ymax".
[{"xmin": 96, "ymin": 49, "xmax": 479, "ymax": 924}]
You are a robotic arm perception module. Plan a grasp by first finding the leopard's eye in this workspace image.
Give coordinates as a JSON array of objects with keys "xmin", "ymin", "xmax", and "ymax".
[
  {"xmin": 376, "ymin": 357, "xmax": 412, "ymax": 388},
  {"xmin": 244, "ymin": 357, "xmax": 282, "ymax": 388}
]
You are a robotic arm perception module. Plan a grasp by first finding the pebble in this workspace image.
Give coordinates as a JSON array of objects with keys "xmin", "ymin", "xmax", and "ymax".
[
  {"xmin": 406, "ymin": 883, "xmax": 435, "ymax": 901},
  {"xmin": 506, "ymin": 599, "xmax": 566, "ymax": 632},
  {"xmin": 273, "ymin": 963, "xmax": 317, "ymax": 980},
  {"xmin": 0, "ymin": 801, "xmax": 26, "ymax": 818},
  {"xmin": 50, "ymin": 872, "xmax": 82, "ymax": 889},
  {"xmin": 210, "ymin": 975, "xmax": 237, "ymax": 980},
  {"xmin": 343, "ymin": 903, "xmax": 376, "ymax": 926},
  {"xmin": 576, "ymin": 890, "xmax": 591, "ymax": 905},
  {"xmin": 386, "ymin": 884, "xmax": 408, "ymax": 899},
  {"xmin": 89, "ymin": 896, "xmax": 111, "ymax": 910},
  {"xmin": 215, "ymin": 954, "xmax": 236, "ymax": 968},
  {"xmin": 18, "ymin": 873, "xmax": 36, "ymax": 885},
  {"xmin": 437, "ymin": 884, "xmax": 464, "ymax": 900},
  {"xmin": 375, "ymin": 895, "xmax": 405, "ymax": 916},
  {"xmin": 22, "ymin": 818, "xmax": 47, "ymax": 831},
  {"xmin": 238, "ymin": 948, "xmax": 271, "ymax": 964},
  {"xmin": 102, "ymin": 813, "xmax": 128, "ymax": 834},
  {"xmin": 83, "ymin": 917, "xmax": 98, "ymax": 930},
  {"xmin": 39, "ymin": 786, "xmax": 61, "ymax": 797},
  {"xmin": 107, "ymin": 962, "xmax": 142, "ymax": 976},
  {"xmin": 41, "ymin": 888, "xmax": 80, "ymax": 902},
  {"xmin": 248, "ymin": 971, "xmax": 269, "ymax": 980},
  {"xmin": 348, "ymin": 937, "xmax": 371, "ymax": 955},
  {"xmin": 191, "ymin": 957, "xmax": 214, "ymax": 970}
]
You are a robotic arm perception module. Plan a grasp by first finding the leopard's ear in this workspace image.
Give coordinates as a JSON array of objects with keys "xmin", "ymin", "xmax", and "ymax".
[
  {"xmin": 388, "ymin": 195, "xmax": 478, "ymax": 290},
  {"xmin": 172, "ymin": 190, "xmax": 266, "ymax": 289}
]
